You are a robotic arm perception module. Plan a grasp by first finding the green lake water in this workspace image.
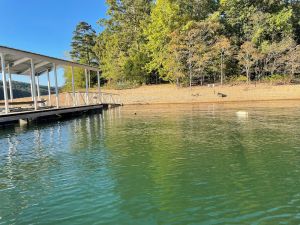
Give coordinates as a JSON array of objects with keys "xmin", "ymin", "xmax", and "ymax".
[{"xmin": 0, "ymin": 104, "xmax": 300, "ymax": 224}]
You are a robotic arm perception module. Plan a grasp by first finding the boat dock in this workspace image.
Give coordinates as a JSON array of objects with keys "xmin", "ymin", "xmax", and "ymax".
[{"xmin": 0, "ymin": 46, "xmax": 122, "ymax": 125}]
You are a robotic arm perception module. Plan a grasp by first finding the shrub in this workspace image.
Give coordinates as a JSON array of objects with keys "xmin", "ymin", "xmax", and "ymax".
[
  {"xmin": 261, "ymin": 74, "xmax": 291, "ymax": 85},
  {"xmin": 104, "ymin": 80, "xmax": 141, "ymax": 90},
  {"xmin": 229, "ymin": 75, "xmax": 248, "ymax": 85}
]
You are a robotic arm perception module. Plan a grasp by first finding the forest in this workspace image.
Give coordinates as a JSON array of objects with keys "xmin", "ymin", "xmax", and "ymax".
[{"xmin": 64, "ymin": 0, "xmax": 300, "ymax": 89}]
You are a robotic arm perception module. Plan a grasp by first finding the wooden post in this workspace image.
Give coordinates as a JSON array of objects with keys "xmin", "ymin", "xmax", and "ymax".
[
  {"xmin": 47, "ymin": 69, "xmax": 52, "ymax": 106},
  {"xmin": 29, "ymin": 68, "xmax": 34, "ymax": 101},
  {"xmin": 36, "ymin": 75, "xmax": 41, "ymax": 101},
  {"xmin": 8, "ymin": 64, "xmax": 13, "ymax": 102},
  {"xmin": 0, "ymin": 53, "xmax": 9, "ymax": 113},
  {"xmin": 88, "ymin": 70, "xmax": 91, "ymax": 88},
  {"xmin": 53, "ymin": 63, "xmax": 59, "ymax": 108},
  {"xmin": 30, "ymin": 59, "xmax": 38, "ymax": 110},
  {"xmin": 85, "ymin": 69, "xmax": 89, "ymax": 105},
  {"xmin": 97, "ymin": 71, "xmax": 101, "ymax": 104},
  {"xmin": 71, "ymin": 66, "xmax": 76, "ymax": 106}
]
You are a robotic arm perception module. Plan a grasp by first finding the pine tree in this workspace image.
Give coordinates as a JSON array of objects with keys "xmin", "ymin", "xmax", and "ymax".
[
  {"xmin": 65, "ymin": 22, "xmax": 98, "ymax": 89},
  {"xmin": 70, "ymin": 22, "xmax": 98, "ymax": 66}
]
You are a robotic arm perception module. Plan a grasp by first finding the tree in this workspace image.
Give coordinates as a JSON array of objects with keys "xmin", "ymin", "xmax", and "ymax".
[
  {"xmin": 165, "ymin": 19, "xmax": 219, "ymax": 87},
  {"xmin": 144, "ymin": 0, "xmax": 182, "ymax": 78},
  {"xmin": 237, "ymin": 42, "xmax": 260, "ymax": 83},
  {"xmin": 94, "ymin": 32, "xmax": 124, "ymax": 83},
  {"xmin": 184, "ymin": 19, "xmax": 220, "ymax": 87},
  {"xmin": 166, "ymin": 11, "xmax": 222, "ymax": 87},
  {"xmin": 194, "ymin": 51, "xmax": 212, "ymax": 86},
  {"xmin": 165, "ymin": 31, "xmax": 186, "ymax": 85},
  {"xmin": 261, "ymin": 37, "xmax": 295, "ymax": 76},
  {"xmin": 213, "ymin": 36, "xmax": 231, "ymax": 85},
  {"xmin": 94, "ymin": 0, "xmax": 152, "ymax": 84},
  {"xmin": 176, "ymin": 0, "xmax": 219, "ymax": 21},
  {"xmin": 65, "ymin": 22, "xmax": 98, "ymax": 89},
  {"xmin": 70, "ymin": 22, "xmax": 98, "ymax": 66},
  {"xmin": 280, "ymin": 45, "xmax": 300, "ymax": 79},
  {"xmin": 64, "ymin": 67, "xmax": 86, "ymax": 89},
  {"xmin": 67, "ymin": 0, "xmax": 300, "ymax": 88}
]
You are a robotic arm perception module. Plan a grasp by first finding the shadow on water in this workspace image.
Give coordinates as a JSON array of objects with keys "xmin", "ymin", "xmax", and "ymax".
[{"xmin": 1, "ymin": 105, "xmax": 300, "ymax": 224}]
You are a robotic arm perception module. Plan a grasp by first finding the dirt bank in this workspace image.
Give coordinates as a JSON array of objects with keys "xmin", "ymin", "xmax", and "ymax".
[{"xmin": 105, "ymin": 84, "xmax": 300, "ymax": 105}]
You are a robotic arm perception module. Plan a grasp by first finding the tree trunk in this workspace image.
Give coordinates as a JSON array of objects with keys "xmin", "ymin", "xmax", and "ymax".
[
  {"xmin": 291, "ymin": 65, "xmax": 295, "ymax": 81},
  {"xmin": 220, "ymin": 51, "xmax": 224, "ymax": 85},
  {"xmin": 246, "ymin": 66, "xmax": 250, "ymax": 84},
  {"xmin": 189, "ymin": 63, "xmax": 192, "ymax": 89},
  {"xmin": 188, "ymin": 53, "xmax": 192, "ymax": 89}
]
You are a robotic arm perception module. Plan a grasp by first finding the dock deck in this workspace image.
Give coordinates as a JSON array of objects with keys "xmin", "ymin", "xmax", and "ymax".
[{"xmin": 0, "ymin": 103, "xmax": 121, "ymax": 125}]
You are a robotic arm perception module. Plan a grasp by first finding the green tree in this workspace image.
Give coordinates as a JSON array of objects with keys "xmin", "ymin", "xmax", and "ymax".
[
  {"xmin": 70, "ymin": 22, "xmax": 98, "ymax": 66},
  {"xmin": 68, "ymin": 0, "xmax": 300, "ymax": 88},
  {"xmin": 64, "ymin": 67, "xmax": 86, "ymax": 89},
  {"xmin": 95, "ymin": 0, "xmax": 152, "ymax": 84},
  {"xmin": 65, "ymin": 22, "xmax": 98, "ymax": 89},
  {"xmin": 176, "ymin": 0, "xmax": 219, "ymax": 21},
  {"xmin": 144, "ymin": 0, "xmax": 182, "ymax": 78},
  {"xmin": 94, "ymin": 31, "xmax": 124, "ymax": 83}
]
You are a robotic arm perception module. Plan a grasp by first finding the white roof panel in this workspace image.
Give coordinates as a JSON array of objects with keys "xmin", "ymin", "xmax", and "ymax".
[{"xmin": 0, "ymin": 45, "xmax": 100, "ymax": 76}]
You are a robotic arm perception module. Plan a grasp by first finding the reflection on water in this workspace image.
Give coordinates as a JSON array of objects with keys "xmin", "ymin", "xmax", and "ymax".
[{"xmin": 1, "ymin": 104, "xmax": 300, "ymax": 224}]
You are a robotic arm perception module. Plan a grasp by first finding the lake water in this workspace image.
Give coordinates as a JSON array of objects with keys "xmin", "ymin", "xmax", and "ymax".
[{"xmin": 1, "ymin": 104, "xmax": 300, "ymax": 224}]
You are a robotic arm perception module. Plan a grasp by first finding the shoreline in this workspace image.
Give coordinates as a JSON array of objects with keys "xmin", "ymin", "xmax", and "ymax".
[
  {"xmin": 106, "ymin": 84, "xmax": 300, "ymax": 106},
  {"xmin": 123, "ymin": 98, "xmax": 300, "ymax": 106},
  {"xmin": 4, "ymin": 84, "xmax": 300, "ymax": 108}
]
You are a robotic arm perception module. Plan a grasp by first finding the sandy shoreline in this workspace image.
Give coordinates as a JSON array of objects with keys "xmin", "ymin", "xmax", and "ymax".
[
  {"xmin": 106, "ymin": 84, "xmax": 300, "ymax": 106},
  {"xmin": 4, "ymin": 84, "xmax": 300, "ymax": 108}
]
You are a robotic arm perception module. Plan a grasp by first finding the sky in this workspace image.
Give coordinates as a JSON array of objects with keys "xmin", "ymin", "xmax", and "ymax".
[{"xmin": 0, "ymin": 0, "xmax": 107, "ymax": 86}]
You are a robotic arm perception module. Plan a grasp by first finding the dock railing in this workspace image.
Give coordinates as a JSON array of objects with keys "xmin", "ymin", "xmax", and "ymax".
[
  {"xmin": 0, "ymin": 91, "xmax": 121, "ymax": 114},
  {"xmin": 59, "ymin": 91, "xmax": 122, "ymax": 107}
]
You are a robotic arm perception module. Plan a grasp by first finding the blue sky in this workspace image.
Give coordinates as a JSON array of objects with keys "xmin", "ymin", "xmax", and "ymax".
[{"xmin": 0, "ymin": 0, "xmax": 107, "ymax": 86}]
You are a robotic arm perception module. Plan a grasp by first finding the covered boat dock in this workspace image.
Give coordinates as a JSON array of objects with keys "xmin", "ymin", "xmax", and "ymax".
[{"xmin": 0, "ymin": 46, "xmax": 121, "ymax": 124}]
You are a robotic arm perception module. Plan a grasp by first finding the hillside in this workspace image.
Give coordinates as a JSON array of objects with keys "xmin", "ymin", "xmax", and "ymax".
[{"xmin": 0, "ymin": 81, "xmax": 55, "ymax": 100}]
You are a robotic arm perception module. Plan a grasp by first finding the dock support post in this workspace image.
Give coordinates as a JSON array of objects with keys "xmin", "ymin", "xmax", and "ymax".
[
  {"xmin": 30, "ymin": 59, "xmax": 38, "ymax": 111},
  {"xmin": 29, "ymin": 68, "xmax": 34, "ymax": 101},
  {"xmin": 85, "ymin": 69, "xmax": 89, "ymax": 105},
  {"xmin": 19, "ymin": 119, "xmax": 29, "ymax": 126},
  {"xmin": 53, "ymin": 63, "xmax": 59, "ymax": 108},
  {"xmin": 47, "ymin": 69, "xmax": 51, "ymax": 106},
  {"xmin": 97, "ymin": 71, "xmax": 101, "ymax": 104},
  {"xmin": 8, "ymin": 64, "xmax": 13, "ymax": 102},
  {"xmin": 71, "ymin": 66, "xmax": 76, "ymax": 106},
  {"xmin": 36, "ymin": 75, "xmax": 41, "ymax": 101},
  {"xmin": 88, "ymin": 70, "xmax": 91, "ymax": 88},
  {"xmin": 0, "ymin": 53, "xmax": 9, "ymax": 114}
]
